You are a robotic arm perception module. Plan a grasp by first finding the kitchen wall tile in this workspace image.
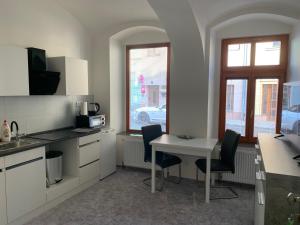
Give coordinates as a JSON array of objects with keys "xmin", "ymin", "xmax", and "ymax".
[{"xmin": 0, "ymin": 95, "xmax": 93, "ymax": 134}]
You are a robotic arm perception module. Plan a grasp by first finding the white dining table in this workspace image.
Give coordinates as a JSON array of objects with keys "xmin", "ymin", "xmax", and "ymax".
[{"xmin": 150, "ymin": 134, "xmax": 218, "ymax": 203}]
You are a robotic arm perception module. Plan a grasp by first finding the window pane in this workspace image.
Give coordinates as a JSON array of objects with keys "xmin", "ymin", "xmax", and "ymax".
[
  {"xmin": 253, "ymin": 79, "xmax": 279, "ymax": 136},
  {"xmin": 225, "ymin": 79, "xmax": 248, "ymax": 136},
  {"xmin": 129, "ymin": 47, "xmax": 168, "ymax": 131},
  {"xmin": 227, "ymin": 43, "xmax": 251, "ymax": 67},
  {"xmin": 255, "ymin": 41, "xmax": 281, "ymax": 66},
  {"xmin": 281, "ymin": 85, "xmax": 300, "ymax": 134}
]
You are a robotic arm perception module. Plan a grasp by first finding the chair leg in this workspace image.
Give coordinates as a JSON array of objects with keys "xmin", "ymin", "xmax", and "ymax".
[
  {"xmin": 164, "ymin": 164, "xmax": 182, "ymax": 184},
  {"xmin": 143, "ymin": 170, "xmax": 164, "ymax": 192},
  {"xmin": 210, "ymin": 185, "xmax": 239, "ymax": 200},
  {"xmin": 211, "ymin": 173, "xmax": 215, "ymax": 186},
  {"xmin": 159, "ymin": 168, "xmax": 164, "ymax": 191},
  {"xmin": 195, "ymin": 170, "xmax": 238, "ymax": 200},
  {"xmin": 175, "ymin": 164, "xmax": 182, "ymax": 184},
  {"xmin": 143, "ymin": 176, "xmax": 151, "ymax": 185},
  {"xmin": 209, "ymin": 173, "xmax": 238, "ymax": 200}
]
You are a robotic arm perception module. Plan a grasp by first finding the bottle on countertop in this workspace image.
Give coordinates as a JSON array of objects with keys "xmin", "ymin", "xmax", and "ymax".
[{"xmin": 1, "ymin": 120, "xmax": 11, "ymax": 142}]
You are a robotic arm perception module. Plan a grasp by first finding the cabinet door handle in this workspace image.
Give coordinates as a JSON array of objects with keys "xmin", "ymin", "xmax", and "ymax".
[
  {"xmin": 79, "ymin": 140, "xmax": 100, "ymax": 148},
  {"xmin": 79, "ymin": 158, "xmax": 100, "ymax": 168},
  {"xmin": 6, "ymin": 157, "xmax": 43, "ymax": 170},
  {"xmin": 258, "ymin": 192, "xmax": 265, "ymax": 205}
]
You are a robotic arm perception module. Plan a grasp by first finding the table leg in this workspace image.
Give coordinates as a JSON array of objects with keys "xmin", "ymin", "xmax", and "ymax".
[
  {"xmin": 151, "ymin": 147, "xmax": 156, "ymax": 193},
  {"xmin": 205, "ymin": 152, "xmax": 211, "ymax": 203}
]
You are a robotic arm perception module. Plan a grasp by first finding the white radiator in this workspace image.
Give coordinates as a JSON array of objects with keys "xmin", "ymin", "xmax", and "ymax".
[
  {"xmin": 222, "ymin": 148, "xmax": 256, "ymax": 185},
  {"xmin": 123, "ymin": 139, "xmax": 150, "ymax": 169},
  {"xmin": 121, "ymin": 137, "xmax": 256, "ymax": 185}
]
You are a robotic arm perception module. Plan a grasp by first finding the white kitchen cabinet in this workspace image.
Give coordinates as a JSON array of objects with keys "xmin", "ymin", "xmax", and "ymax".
[
  {"xmin": 48, "ymin": 57, "xmax": 88, "ymax": 95},
  {"xmin": 79, "ymin": 133, "xmax": 101, "ymax": 184},
  {"xmin": 5, "ymin": 147, "xmax": 46, "ymax": 223},
  {"xmin": 0, "ymin": 46, "xmax": 29, "ymax": 96},
  {"xmin": 79, "ymin": 141, "xmax": 100, "ymax": 167},
  {"xmin": 99, "ymin": 129, "xmax": 116, "ymax": 180},
  {"xmin": 79, "ymin": 160, "xmax": 100, "ymax": 184},
  {"xmin": 0, "ymin": 158, "xmax": 7, "ymax": 225}
]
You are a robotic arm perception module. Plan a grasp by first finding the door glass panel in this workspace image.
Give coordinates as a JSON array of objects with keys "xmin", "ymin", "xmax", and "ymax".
[
  {"xmin": 253, "ymin": 79, "xmax": 279, "ymax": 136},
  {"xmin": 255, "ymin": 41, "xmax": 281, "ymax": 66},
  {"xmin": 129, "ymin": 47, "xmax": 168, "ymax": 131},
  {"xmin": 227, "ymin": 43, "xmax": 251, "ymax": 67},
  {"xmin": 225, "ymin": 79, "xmax": 248, "ymax": 136}
]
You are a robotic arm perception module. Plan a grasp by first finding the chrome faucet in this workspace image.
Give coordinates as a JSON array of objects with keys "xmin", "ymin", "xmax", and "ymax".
[{"xmin": 10, "ymin": 121, "xmax": 19, "ymax": 142}]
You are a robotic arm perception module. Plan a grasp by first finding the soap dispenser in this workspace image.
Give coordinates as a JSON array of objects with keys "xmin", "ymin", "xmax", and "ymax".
[{"xmin": 1, "ymin": 120, "xmax": 11, "ymax": 142}]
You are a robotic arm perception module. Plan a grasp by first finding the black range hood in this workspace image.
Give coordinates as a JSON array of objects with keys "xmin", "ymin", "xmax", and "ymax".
[{"xmin": 27, "ymin": 48, "xmax": 60, "ymax": 95}]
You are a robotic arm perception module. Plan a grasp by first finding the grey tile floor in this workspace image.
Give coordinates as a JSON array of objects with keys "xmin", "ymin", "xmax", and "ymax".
[{"xmin": 26, "ymin": 168, "xmax": 254, "ymax": 225}]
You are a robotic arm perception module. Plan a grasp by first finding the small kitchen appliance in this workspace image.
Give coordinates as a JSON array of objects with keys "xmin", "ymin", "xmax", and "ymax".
[
  {"xmin": 76, "ymin": 115, "xmax": 105, "ymax": 128},
  {"xmin": 80, "ymin": 101, "xmax": 88, "ymax": 116},
  {"xmin": 88, "ymin": 102, "xmax": 100, "ymax": 116}
]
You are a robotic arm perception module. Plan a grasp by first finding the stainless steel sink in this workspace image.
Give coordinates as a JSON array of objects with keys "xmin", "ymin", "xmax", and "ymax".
[{"xmin": 0, "ymin": 140, "xmax": 38, "ymax": 151}]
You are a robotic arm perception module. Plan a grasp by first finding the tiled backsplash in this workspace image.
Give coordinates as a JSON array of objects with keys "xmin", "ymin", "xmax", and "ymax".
[{"xmin": 0, "ymin": 95, "xmax": 93, "ymax": 135}]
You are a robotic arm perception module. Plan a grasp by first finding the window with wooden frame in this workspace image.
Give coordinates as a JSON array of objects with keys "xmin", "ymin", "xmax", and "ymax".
[
  {"xmin": 126, "ymin": 43, "xmax": 170, "ymax": 133},
  {"xmin": 219, "ymin": 34, "xmax": 288, "ymax": 143}
]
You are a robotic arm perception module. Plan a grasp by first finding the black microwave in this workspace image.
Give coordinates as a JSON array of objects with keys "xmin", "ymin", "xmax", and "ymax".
[{"xmin": 76, "ymin": 115, "xmax": 105, "ymax": 128}]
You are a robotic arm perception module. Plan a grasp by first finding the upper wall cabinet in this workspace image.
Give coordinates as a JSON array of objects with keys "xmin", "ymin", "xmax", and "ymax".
[
  {"xmin": 0, "ymin": 46, "xmax": 29, "ymax": 96},
  {"xmin": 48, "ymin": 57, "xmax": 89, "ymax": 96}
]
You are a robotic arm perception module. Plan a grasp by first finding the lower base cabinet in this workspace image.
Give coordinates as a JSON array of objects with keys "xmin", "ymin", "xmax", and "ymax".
[
  {"xmin": 99, "ymin": 129, "xmax": 116, "ymax": 179},
  {"xmin": 0, "ymin": 158, "xmax": 7, "ymax": 225},
  {"xmin": 5, "ymin": 147, "xmax": 46, "ymax": 223},
  {"xmin": 79, "ymin": 160, "xmax": 100, "ymax": 184},
  {"xmin": 78, "ymin": 133, "xmax": 101, "ymax": 184}
]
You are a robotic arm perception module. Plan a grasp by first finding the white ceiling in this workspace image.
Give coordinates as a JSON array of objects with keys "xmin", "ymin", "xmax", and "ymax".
[
  {"xmin": 55, "ymin": 0, "xmax": 158, "ymax": 34},
  {"xmin": 55, "ymin": 0, "xmax": 300, "ymax": 36}
]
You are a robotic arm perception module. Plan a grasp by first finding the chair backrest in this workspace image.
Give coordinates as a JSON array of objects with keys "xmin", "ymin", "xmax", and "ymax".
[
  {"xmin": 220, "ymin": 129, "xmax": 241, "ymax": 173},
  {"xmin": 141, "ymin": 125, "xmax": 163, "ymax": 162}
]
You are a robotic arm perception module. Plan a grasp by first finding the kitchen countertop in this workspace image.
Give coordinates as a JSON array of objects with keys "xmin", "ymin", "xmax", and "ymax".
[
  {"xmin": 258, "ymin": 133, "xmax": 300, "ymax": 177},
  {"xmin": 0, "ymin": 127, "xmax": 101, "ymax": 157}
]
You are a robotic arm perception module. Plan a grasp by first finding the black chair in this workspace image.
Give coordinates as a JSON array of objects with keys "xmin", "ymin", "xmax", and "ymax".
[
  {"xmin": 141, "ymin": 125, "xmax": 182, "ymax": 190},
  {"xmin": 195, "ymin": 129, "xmax": 241, "ymax": 200}
]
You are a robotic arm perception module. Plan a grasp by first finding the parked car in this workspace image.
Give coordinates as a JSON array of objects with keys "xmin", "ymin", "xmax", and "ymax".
[
  {"xmin": 134, "ymin": 104, "xmax": 166, "ymax": 124},
  {"xmin": 281, "ymin": 104, "xmax": 300, "ymax": 133}
]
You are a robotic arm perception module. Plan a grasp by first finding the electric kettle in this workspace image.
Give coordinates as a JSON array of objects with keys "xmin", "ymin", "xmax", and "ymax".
[{"xmin": 88, "ymin": 103, "xmax": 100, "ymax": 116}]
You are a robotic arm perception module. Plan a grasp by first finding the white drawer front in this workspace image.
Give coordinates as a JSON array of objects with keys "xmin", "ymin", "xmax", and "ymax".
[
  {"xmin": 79, "ymin": 160, "xmax": 100, "ymax": 184},
  {"xmin": 5, "ymin": 147, "xmax": 45, "ymax": 168},
  {"xmin": 79, "ymin": 141, "xmax": 100, "ymax": 167},
  {"xmin": 79, "ymin": 133, "xmax": 100, "ymax": 146}
]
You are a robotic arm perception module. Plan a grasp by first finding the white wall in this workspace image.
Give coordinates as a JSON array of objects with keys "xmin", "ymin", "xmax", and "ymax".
[
  {"xmin": 207, "ymin": 17, "xmax": 293, "ymax": 138},
  {"xmin": 0, "ymin": 0, "xmax": 91, "ymax": 61},
  {"xmin": 110, "ymin": 28, "xmax": 169, "ymax": 133},
  {"xmin": 0, "ymin": 0, "xmax": 92, "ymax": 134},
  {"xmin": 109, "ymin": 39, "xmax": 124, "ymax": 133},
  {"xmin": 148, "ymin": 0, "xmax": 207, "ymax": 137},
  {"xmin": 289, "ymin": 24, "xmax": 300, "ymax": 82}
]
